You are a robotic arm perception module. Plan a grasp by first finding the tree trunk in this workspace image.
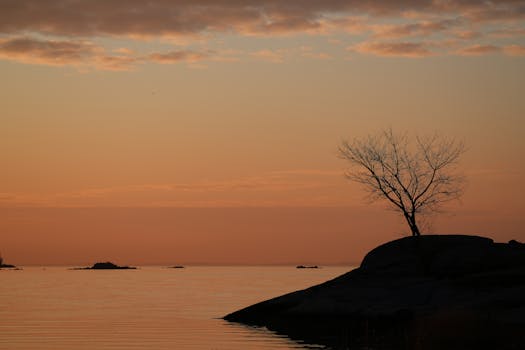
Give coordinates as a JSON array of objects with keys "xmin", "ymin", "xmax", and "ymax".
[
  {"xmin": 409, "ymin": 216, "xmax": 421, "ymax": 236},
  {"xmin": 403, "ymin": 213, "xmax": 421, "ymax": 236}
]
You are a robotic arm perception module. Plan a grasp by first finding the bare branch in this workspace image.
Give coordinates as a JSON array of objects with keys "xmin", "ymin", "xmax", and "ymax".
[{"xmin": 339, "ymin": 129, "xmax": 466, "ymax": 236}]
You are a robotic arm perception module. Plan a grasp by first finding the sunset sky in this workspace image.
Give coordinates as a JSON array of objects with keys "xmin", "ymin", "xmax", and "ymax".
[{"xmin": 1, "ymin": 0, "xmax": 524, "ymax": 265}]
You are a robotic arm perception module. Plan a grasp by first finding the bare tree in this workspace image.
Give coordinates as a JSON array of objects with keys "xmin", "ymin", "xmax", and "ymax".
[{"xmin": 338, "ymin": 129, "xmax": 465, "ymax": 236}]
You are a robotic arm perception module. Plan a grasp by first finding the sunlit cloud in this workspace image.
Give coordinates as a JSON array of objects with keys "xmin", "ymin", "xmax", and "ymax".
[
  {"xmin": 251, "ymin": 49, "xmax": 285, "ymax": 63},
  {"xmin": 456, "ymin": 44, "xmax": 502, "ymax": 56},
  {"xmin": 489, "ymin": 28, "xmax": 525, "ymax": 38},
  {"xmin": 0, "ymin": 37, "xmax": 98, "ymax": 66},
  {"xmin": 0, "ymin": 36, "xmax": 239, "ymax": 70},
  {"xmin": 504, "ymin": 44, "xmax": 525, "ymax": 56},
  {"xmin": 351, "ymin": 41, "xmax": 434, "ymax": 58},
  {"xmin": 148, "ymin": 50, "xmax": 213, "ymax": 64},
  {"xmin": 0, "ymin": 0, "xmax": 523, "ymax": 68},
  {"xmin": 371, "ymin": 18, "xmax": 463, "ymax": 39},
  {"xmin": 453, "ymin": 30, "xmax": 484, "ymax": 40},
  {"xmin": 0, "ymin": 37, "xmax": 139, "ymax": 70}
]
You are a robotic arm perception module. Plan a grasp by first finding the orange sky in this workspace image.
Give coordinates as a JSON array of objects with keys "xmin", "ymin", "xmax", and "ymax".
[{"xmin": 1, "ymin": 1, "xmax": 524, "ymax": 265}]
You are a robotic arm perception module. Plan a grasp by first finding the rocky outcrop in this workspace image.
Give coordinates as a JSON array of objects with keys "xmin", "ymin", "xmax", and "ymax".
[{"xmin": 224, "ymin": 235, "xmax": 525, "ymax": 349}]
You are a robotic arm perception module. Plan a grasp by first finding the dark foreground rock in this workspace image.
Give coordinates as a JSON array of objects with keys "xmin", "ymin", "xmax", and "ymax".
[
  {"xmin": 224, "ymin": 235, "xmax": 525, "ymax": 350},
  {"xmin": 73, "ymin": 261, "xmax": 136, "ymax": 270}
]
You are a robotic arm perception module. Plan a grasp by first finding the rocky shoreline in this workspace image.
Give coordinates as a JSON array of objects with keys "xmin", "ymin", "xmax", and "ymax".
[{"xmin": 224, "ymin": 235, "xmax": 525, "ymax": 349}]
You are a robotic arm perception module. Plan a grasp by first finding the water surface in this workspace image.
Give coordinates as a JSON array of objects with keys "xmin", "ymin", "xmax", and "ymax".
[{"xmin": 0, "ymin": 266, "xmax": 351, "ymax": 349}]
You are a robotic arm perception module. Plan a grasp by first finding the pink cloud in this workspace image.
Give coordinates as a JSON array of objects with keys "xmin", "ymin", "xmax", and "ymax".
[
  {"xmin": 352, "ymin": 41, "xmax": 434, "ymax": 57},
  {"xmin": 0, "ymin": 1, "xmax": 522, "ymax": 38},
  {"xmin": 372, "ymin": 18, "xmax": 462, "ymax": 38},
  {"xmin": 0, "ymin": 0, "xmax": 523, "ymax": 68},
  {"xmin": 0, "ymin": 37, "xmax": 98, "ymax": 65},
  {"xmin": 0, "ymin": 170, "xmax": 348, "ymax": 208},
  {"xmin": 0, "ymin": 36, "xmax": 230, "ymax": 70},
  {"xmin": 250, "ymin": 49, "xmax": 285, "ymax": 63},
  {"xmin": 504, "ymin": 44, "xmax": 525, "ymax": 56},
  {"xmin": 456, "ymin": 44, "xmax": 502, "ymax": 56},
  {"xmin": 148, "ymin": 50, "xmax": 212, "ymax": 64}
]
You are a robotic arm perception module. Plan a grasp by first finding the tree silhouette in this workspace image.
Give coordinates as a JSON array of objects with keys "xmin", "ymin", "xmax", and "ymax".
[{"xmin": 339, "ymin": 129, "xmax": 465, "ymax": 236}]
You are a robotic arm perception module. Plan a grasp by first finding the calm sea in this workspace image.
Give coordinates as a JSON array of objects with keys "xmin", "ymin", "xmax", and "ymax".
[{"xmin": 0, "ymin": 266, "xmax": 351, "ymax": 350}]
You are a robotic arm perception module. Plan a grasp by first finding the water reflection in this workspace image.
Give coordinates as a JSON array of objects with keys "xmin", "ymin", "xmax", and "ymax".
[{"xmin": 0, "ymin": 266, "xmax": 349, "ymax": 349}]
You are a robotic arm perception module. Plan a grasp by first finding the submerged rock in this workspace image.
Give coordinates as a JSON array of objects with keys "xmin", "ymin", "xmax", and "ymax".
[{"xmin": 225, "ymin": 235, "xmax": 525, "ymax": 349}]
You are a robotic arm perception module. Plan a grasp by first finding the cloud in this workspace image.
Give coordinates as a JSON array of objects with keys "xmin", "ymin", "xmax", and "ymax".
[
  {"xmin": 0, "ymin": 169, "xmax": 350, "ymax": 208},
  {"xmin": 455, "ymin": 44, "xmax": 525, "ymax": 56},
  {"xmin": 504, "ymin": 44, "xmax": 525, "ymax": 56},
  {"xmin": 489, "ymin": 28, "xmax": 525, "ymax": 38},
  {"xmin": 372, "ymin": 18, "xmax": 463, "ymax": 38},
  {"xmin": 1, "ymin": 1, "xmax": 523, "ymax": 38},
  {"xmin": 0, "ymin": 36, "xmax": 233, "ymax": 70},
  {"xmin": 351, "ymin": 41, "xmax": 434, "ymax": 57},
  {"xmin": 464, "ymin": 5, "xmax": 525, "ymax": 24},
  {"xmin": 456, "ymin": 44, "xmax": 502, "ymax": 56},
  {"xmin": 251, "ymin": 49, "xmax": 285, "ymax": 63},
  {"xmin": 0, "ymin": 0, "xmax": 523, "ymax": 67},
  {"xmin": 453, "ymin": 30, "xmax": 483, "ymax": 40},
  {"xmin": 0, "ymin": 37, "xmax": 98, "ymax": 65},
  {"xmin": 0, "ymin": 36, "xmax": 139, "ymax": 70},
  {"xmin": 148, "ymin": 50, "xmax": 213, "ymax": 64}
]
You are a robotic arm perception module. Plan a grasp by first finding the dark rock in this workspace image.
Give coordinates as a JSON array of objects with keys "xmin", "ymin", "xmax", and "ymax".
[
  {"xmin": 0, "ymin": 255, "xmax": 16, "ymax": 269},
  {"xmin": 225, "ymin": 235, "xmax": 525, "ymax": 349},
  {"xmin": 72, "ymin": 261, "xmax": 136, "ymax": 270},
  {"xmin": 169, "ymin": 265, "xmax": 185, "ymax": 269},
  {"xmin": 0, "ymin": 263, "xmax": 16, "ymax": 269},
  {"xmin": 296, "ymin": 265, "xmax": 319, "ymax": 269}
]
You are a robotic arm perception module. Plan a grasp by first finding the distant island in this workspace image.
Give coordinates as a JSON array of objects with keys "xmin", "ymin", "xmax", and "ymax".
[
  {"xmin": 0, "ymin": 263, "xmax": 16, "ymax": 269},
  {"xmin": 225, "ymin": 235, "xmax": 525, "ymax": 350},
  {"xmin": 296, "ymin": 265, "xmax": 319, "ymax": 269},
  {"xmin": 73, "ymin": 261, "xmax": 136, "ymax": 270}
]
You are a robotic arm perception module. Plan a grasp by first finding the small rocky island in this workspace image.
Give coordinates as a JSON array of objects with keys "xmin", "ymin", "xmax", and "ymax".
[
  {"xmin": 296, "ymin": 265, "xmax": 319, "ymax": 269},
  {"xmin": 225, "ymin": 235, "xmax": 525, "ymax": 349},
  {"xmin": 74, "ymin": 261, "xmax": 136, "ymax": 270}
]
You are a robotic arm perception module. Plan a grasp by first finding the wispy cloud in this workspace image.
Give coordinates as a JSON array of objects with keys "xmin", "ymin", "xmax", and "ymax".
[
  {"xmin": 0, "ymin": 36, "xmax": 238, "ymax": 70},
  {"xmin": 504, "ymin": 44, "xmax": 525, "ymax": 56},
  {"xmin": 0, "ymin": 170, "xmax": 355, "ymax": 208},
  {"xmin": 456, "ymin": 44, "xmax": 502, "ymax": 56},
  {"xmin": 251, "ymin": 49, "xmax": 285, "ymax": 63},
  {"xmin": 371, "ymin": 18, "xmax": 463, "ymax": 39},
  {"xmin": 148, "ymin": 50, "xmax": 213, "ymax": 64},
  {"xmin": 351, "ymin": 41, "xmax": 434, "ymax": 58}
]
